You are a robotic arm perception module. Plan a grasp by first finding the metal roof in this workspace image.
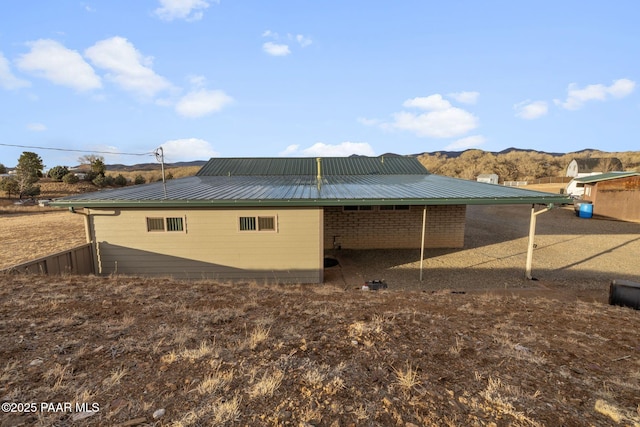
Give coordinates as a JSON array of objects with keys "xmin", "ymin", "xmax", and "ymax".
[
  {"xmin": 52, "ymin": 173, "xmax": 572, "ymax": 208},
  {"xmin": 196, "ymin": 156, "xmax": 428, "ymax": 176},
  {"xmin": 573, "ymin": 171, "xmax": 640, "ymax": 184}
]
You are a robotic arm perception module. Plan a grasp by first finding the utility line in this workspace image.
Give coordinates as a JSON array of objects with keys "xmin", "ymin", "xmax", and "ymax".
[{"xmin": 0, "ymin": 142, "xmax": 154, "ymax": 157}]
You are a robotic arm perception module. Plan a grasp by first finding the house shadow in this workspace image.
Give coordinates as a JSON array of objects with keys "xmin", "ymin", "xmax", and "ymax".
[
  {"xmin": 323, "ymin": 205, "xmax": 640, "ymax": 291},
  {"xmin": 96, "ymin": 243, "xmax": 322, "ymax": 284}
]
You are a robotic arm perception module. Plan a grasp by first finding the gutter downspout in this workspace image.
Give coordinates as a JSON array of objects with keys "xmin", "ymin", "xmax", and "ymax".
[
  {"xmin": 525, "ymin": 203, "xmax": 553, "ymax": 280},
  {"xmin": 69, "ymin": 207, "xmax": 99, "ymax": 275},
  {"xmin": 419, "ymin": 206, "xmax": 427, "ymax": 281}
]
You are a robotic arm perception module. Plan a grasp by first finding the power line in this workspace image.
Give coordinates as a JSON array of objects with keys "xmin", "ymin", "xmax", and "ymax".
[{"xmin": 0, "ymin": 142, "xmax": 155, "ymax": 157}]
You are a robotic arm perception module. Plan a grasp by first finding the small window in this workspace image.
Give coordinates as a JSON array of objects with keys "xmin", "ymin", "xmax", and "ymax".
[
  {"xmin": 239, "ymin": 216, "xmax": 277, "ymax": 232},
  {"xmin": 147, "ymin": 217, "xmax": 165, "ymax": 232},
  {"xmin": 239, "ymin": 216, "xmax": 257, "ymax": 231},
  {"xmin": 258, "ymin": 216, "xmax": 275, "ymax": 231},
  {"xmin": 146, "ymin": 217, "xmax": 185, "ymax": 232},
  {"xmin": 380, "ymin": 205, "xmax": 410, "ymax": 211},
  {"xmin": 166, "ymin": 217, "xmax": 184, "ymax": 232},
  {"xmin": 343, "ymin": 205, "xmax": 373, "ymax": 211}
]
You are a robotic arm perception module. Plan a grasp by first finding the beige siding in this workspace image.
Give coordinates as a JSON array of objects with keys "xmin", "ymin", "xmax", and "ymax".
[
  {"xmin": 324, "ymin": 205, "xmax": 466, "ymax": 249},
  {"xmin": 89, "ymin": 207, "xmax": 323, "ymax": 283}
]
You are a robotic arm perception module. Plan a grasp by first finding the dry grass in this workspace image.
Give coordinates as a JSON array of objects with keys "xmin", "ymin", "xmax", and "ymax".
[
  {"xmin": 0, "ymin": 209, "xmax": 85, "ymax": 269},
  {"xmin": 248, "ymin": 369, "xmax": 284, "ymax": 399},
  {"xmin": 2, "ymin": 197, "xmax": 640, "ymax": 425},
  {"xmin": 1, "ymin": 274, "xmax": 639, "ymax": 426}
]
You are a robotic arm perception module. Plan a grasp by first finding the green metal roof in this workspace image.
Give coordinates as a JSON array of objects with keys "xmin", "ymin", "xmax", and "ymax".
[
  {"xmin": 52, "ymin": 157, "xmax": 572, "ymax": 208},
  {"xmin": 573, "ymin": 171, "xmax": 639, "ymax": 184},
  {"xmin": 196, "ymin": 156, "xmax": 428, "ymax": 176}
]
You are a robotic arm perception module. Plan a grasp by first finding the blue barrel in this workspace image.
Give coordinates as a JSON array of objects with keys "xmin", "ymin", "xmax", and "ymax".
[{"xmin": 579, "ymin": 202, "xmax": 593, "ymax": 218}]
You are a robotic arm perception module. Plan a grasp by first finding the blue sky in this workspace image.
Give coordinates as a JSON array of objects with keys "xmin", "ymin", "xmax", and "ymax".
[{"xmin": 1, "ymin": 1, "xmax": 639, "ymax": 168}]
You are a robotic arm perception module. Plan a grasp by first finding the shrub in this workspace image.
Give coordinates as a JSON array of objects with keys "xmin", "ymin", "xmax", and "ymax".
[
  {"xmin": 114, "ymin": 174, "xmax": 128, "ymax": 187},
  {"xmin": 48, "ymin": 166, "xmax": 69, "ymax": 181},
  {"xmin": 21, "ymin": 184, "xmax": 41, "ymax": 199},
  {"xmin": 134, "ymin": 175, "xmax": 146, "ymax": 185},
  {"xmin": 62, "ymin": 173, "xmax": 80, "ymax": 184},
  {"xmin": 93, "ymin": 175, "xmax": 114, "ymax": 188}
]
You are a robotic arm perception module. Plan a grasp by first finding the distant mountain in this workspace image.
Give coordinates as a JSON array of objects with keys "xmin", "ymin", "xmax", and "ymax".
[
  {"xmin": 103, "ymin": 160, "xmax": 207, "ymax": 171},
  {"xmin": 412, "ymin": 147, "xmax": 603, "ymax": 158},
  {"xmin": 81, "ymin": 149, "xmax": 618, "ymax": 171}
]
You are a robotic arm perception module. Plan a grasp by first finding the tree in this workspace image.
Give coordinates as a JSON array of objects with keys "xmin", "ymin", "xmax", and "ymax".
[
  {"xmin": 0, "ymin": 177, "xmax": 19, "ymax": 198},
  {"xmin": 91, "ymin": 158, "xmax": 106, "ymax": 177},
  {"xmin": 0, "ymin": 163, "xmax": 6, "ymax": 174},
  {"xmin": 134, "ymin": 174, "xmax": 146, "ymax": 185},
  {"xmin": 15, "ymin": 152, "xmax": 44, "ymax": 199},
  {"xmin": 78, "ymin": 154, "xmax": 106, "ymax": 181},
  {"xmin": 16, "ymin": 152, "xmax": 44, "ymax": 180},
  {"xmin": 48, "ymin": 166, "xmax": 70, "ymax": 181}
]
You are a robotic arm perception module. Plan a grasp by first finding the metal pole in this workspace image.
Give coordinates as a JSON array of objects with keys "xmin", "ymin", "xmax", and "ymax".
[
  {"xmin": 155, "ymin": 147, "xmax": 167, "ymax": 199},
  {"xmin": 525, "ymin": 204, "xmax": 553, "ymax": 279},
  {"xmin": 420, "ymin": 206, "xmax": 427, "ymax": 281}
]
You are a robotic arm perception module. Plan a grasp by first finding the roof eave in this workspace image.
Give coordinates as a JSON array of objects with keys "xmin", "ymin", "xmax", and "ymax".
[{"xmin": 51, "ymin": 195, "xmax": 573, "ymax": 209}]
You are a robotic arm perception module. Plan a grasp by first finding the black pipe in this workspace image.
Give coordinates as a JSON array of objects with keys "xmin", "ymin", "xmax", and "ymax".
[{"xmin": 609, "ymin": 280, "xmax": 640, "ymax": 310}]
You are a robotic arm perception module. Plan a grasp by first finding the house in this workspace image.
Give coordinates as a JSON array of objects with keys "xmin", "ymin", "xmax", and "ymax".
[
  {"xmin": 574, "ymin": 171, "xmax": 640, "ymax": 222},
  {"xmin": 51, "ymin": 156, "xmax": 571, "ymax": 283},
  {"xmin": 477, "ymin": 174, "xmax": 499, "ymax": 184},
  {"xmin": 566, "ymin": 157, "xmax": 623, "ymax": 178}
]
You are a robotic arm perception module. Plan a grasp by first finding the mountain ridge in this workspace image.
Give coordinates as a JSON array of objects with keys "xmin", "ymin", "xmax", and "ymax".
[{"xmin": 101, "ymin": 148, "xmax": 614, "ymax": 170}]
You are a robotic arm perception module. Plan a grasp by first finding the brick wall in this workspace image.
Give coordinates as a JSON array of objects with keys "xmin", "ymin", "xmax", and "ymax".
[{"xmin": 323, "ymin": 205, "xmax": 466, "ymax": 249}]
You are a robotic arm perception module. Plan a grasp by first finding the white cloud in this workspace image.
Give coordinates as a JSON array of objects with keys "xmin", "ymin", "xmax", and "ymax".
[
  {"xmin": 514, "ymin": 100, "xmax": 548, "ymax": 120},
  {"xmin": 187, "ymin": 74, "xmax": 207, "ymax": 88},
  {"xmin": 555, "ymin": 78, "xmax": 636, "ymax": 110},
  {"xmin": 161, "ymin": 138, "xmax": 219, "ymax": 161},
  {"xmin": 280, "ymin": 142, "xmax": 375, "ymax": 157},
  {"xmin": 16, "ymin": 39, "xmax": 101, "ymax": 91},
  {"xmin": 382, "ymin": 94, "xmax": 479, "ymax": 138},
  {"xmin": 280, "ymin": 144, "xmax": 300, "ymax": 156},
  {"xmin": 607, "ymin": 78, "xmax": 636, "ymax": 97},
  {"xmin": 154, "ymin": 0, "xmax": 210, "ymax": 22},
  {"xmin": 403, "ymin": 94, "xmax": 452, "ymax": 111},
  {"xmin": 175, "ymin": 89, "xmax": 233, "ymax": 118},
  {"xmin": 448, "ymin": 91, "xmax": 479, "ymax": 104},
  {"xmin": 444, "ymin": 135, "xmax": 486, "ymax": 150},
  {"xmin": 85, "ymin": 36, "xmax": 172, "ymax": 99},
  {"xmin": 261, "ymin": 30, "xmax": 311, "ymax": 55},
  {"xmin": 0, "ymin": 52, "xmax": 30, "ymax": 90},
  {"xmin": 262, "ymin": 42, "xmax": 291, "ymax": 56},
  {"xmin": 27, "ymin": 122, "xmax": 47, "ymax": 131},
  {"xmin": 295, "ymin": 34, "xmax": 313, "ymax": 48}
]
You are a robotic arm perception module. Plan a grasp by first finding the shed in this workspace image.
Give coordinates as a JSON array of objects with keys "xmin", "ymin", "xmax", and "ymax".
[
  {"xmin": 566, "ymin": 157, "xmax": 623, "ymax": 178},
  {"xmin": 477, "ymin": 174, "xmax": 499, "ymax": 184},
  {"xmin": 51, "ymin": 156, "xmax": 571, "ymax": 283},
  {"xmin": 574, "ymin": 171, "xmax": 640, "ymax": 221}
]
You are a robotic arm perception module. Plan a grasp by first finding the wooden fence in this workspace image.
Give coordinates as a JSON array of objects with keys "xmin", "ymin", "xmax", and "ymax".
[{"xmin": 1, "ymin": 243, "xmax": 94, "ymax": 275}]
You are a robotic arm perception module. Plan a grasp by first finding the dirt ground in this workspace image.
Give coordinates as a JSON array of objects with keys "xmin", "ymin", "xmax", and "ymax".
[{"xmin": 1, "ymin": 187, "xmax": 640, "ymax": 426}]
